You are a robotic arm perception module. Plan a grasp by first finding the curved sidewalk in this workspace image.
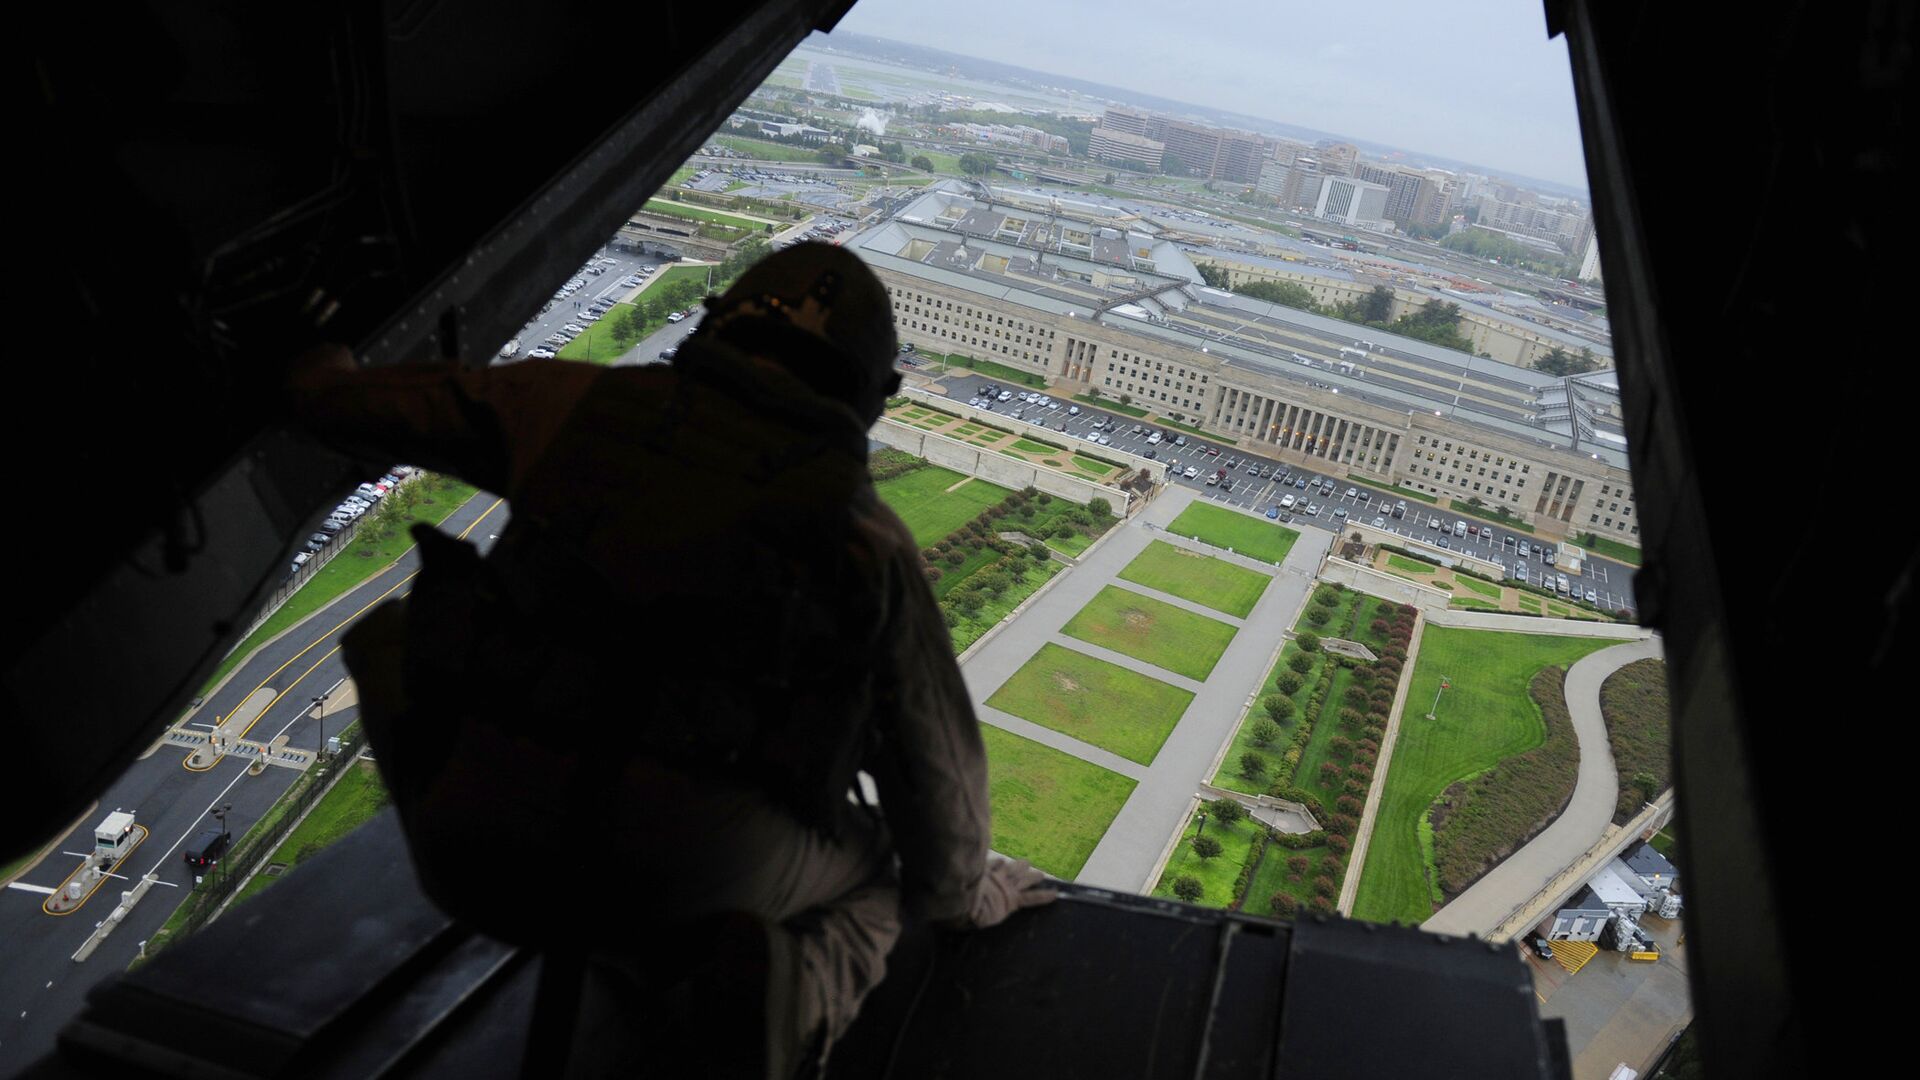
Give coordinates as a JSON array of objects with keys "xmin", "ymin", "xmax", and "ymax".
[{"xmin": 1420, "ymin": 635, "xmax": 1665, "ymax": 937}]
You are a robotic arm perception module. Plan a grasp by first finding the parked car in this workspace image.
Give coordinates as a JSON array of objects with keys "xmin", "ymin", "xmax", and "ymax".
[
  {"xmin": 319, "ymin": 520, "xmax": 346, "ymax": 534},
  {"xmin": 1266, "ymin": 507, "xmax": 1280, "ymax": 519},
  {"xmin": 667, "ymin": 312, "xmax": 686, "ymax": 323},
  {"xmin": 1183, "ymin": 466, "xmax": 1199, "ymax": 479}
]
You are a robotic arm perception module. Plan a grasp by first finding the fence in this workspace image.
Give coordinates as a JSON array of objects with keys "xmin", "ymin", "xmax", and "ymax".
[{"xmin": 163, "ymin": 722, "xmax": 373, "ymax": 945}]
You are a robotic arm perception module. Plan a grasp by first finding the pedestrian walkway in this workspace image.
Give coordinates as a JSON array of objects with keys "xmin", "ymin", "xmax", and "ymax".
[
  {"xmin": 959, "ymin": 485, "xmax": 1332, "ymax": 893},
  {"xmin": 1421, "ymin": 636, "xmax": 1665, "ymax": 937},
  {"xmin": 1423, "ymin": 607, "xmax": 1655, "ymax": 639}
]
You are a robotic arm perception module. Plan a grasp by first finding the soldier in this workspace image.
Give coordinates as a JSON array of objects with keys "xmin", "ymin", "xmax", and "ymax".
[{"xmin": 288, "ymin": 243, "xmax": 1053, "ymax": 1078}]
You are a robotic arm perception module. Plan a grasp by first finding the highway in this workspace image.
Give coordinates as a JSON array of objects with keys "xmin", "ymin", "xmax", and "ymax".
[{"xmin": 0, "ymin": 492, "xmax": 507, "ymax": 1070}]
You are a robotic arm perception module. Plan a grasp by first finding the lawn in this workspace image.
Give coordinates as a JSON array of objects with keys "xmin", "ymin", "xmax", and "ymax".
[
  {"xmin": 1153, "ymin": 809, "xmax": 1264, "ymax": 909},
  {"xmin": 1351, "ymin": 627, "xmax": 1616, "ymax": 926},
  {"xmin": 1387, "ymin": 553, "xmax": 1441, "ymax": 574},
  {"xmin": 874, "ymin": 467, "xmax": 1009, "ymax": 547},
  {"xmin": 1449, "ymin": 595, "xmax": 1502, "ymax": 611},
  {"xmin": 556, "ymin": 302, "xmax": 642, "ymax": 364},
  {"xmin": 1012, "ymin": 438, "xmax": 1059, "ymax": 454},
  {"xmin": 1072, "ymin": 394, "xmax": 1149, "ymax": 418},
  {"xmin": 643, "ymin": 198, "xmax": 772, "ymax": 231},
  {"xmin": 201, "ymin": 477, "xmax": 482, "ymax": 694},
  {"xmin": 986, "ymin": 642, "xmax": 1194, "ymax": 765},
  {"xmin": 1118, "ymin": 540, "xmax": 1271, "ymax": 617},
  {"xmin": 231, "ymin": 760, "xmax": 389, "ymax": 906},
  {"xmin": 1245, "ymin": 838, "xmax": 1338, "ymax": 916},
  {"xmin": 712, "ymin": 134, "xmax": 826, "ymax": 162},
  {"xmin": 1071, "ymin": 456, "xmax": 1115, "ymax": 476},
  {"xmin": 937, "ymin": 353, "xmax": 1048, "ymax": 387},
  {"xmin": 1166, "ymin": 503, "xmax": 1300, "ymax": 564},
  {"xmin": 931, "ymin": 547, "xmax": 1002, "ymax": 598},
  {"xmin": 1153, "ymin": 416, "xmax": 1210, "ymax": 436},
  {"xmin": 1578, "ymin": 534, "xmax": 1643, "ymax": 566},
  {"xmin": 980, "ymin": 724, "xmax": 1136, "ymax": 879},
  {"xmin": 950, "ymin": 557, "xmax": 1063, "ymax": 653},
  {"xmin": 1060, "ymin": 586, "xmax": 1240, "ymax": 681}
]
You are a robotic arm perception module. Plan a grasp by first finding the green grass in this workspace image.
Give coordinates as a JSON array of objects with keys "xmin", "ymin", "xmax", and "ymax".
[
  {"xmin": 950, "ymin": 558, "xmax": 1063, "ymax": 652},
  {"xmin": 1378, "ymin": 483, "xmax": 1439, "ymax": 505},
  {"xmin": 980, "ymin": 724, "xmax": 1136, "ymax": 879},
  {"xmin": 931, "ymin": 547, "xmax": 1002, "ymax": 598},
  {"xmin": 1153, "ymin": 810, "xmax": 1264, "ymax": 909},
  {"xmin": 1012, "ymin": 438, "xmax": 1059, "ymax": 454},
  {"xmin": 1294, "ymin": 664, "xmax": 1358, "ymax": 806},
  {"xmin": 1449, "ymin": 501, "xmax": 1535, "ymax": 534},
  {"xmin": 201, "ymin": 478, "xmax": 482, "ymax": 695},
  {"xmin": 1245, "ymin": 839, "xmax": 1338, "ymax": 914},
  {"xmin": 1454, "ymin": 575, "xmax": 1502, "ymax": 600},
  {"xmin": 556, "ymin": 303, "xmax": 643, "ymax": 364},
  {"xmin": 1449, "ymin": 595, "xmax": 1502, "ymax": 611},
  {"xmin": 1649, "ymin": 827, "xmax": 1679, "ymax": 858},
  {"xmin": 1060, "ymin": 586, "xmax": 1240, "ymax": 681},
  {"xmin": 1046, "ymin": 531, "xmax": 1096, "ymax": 557},
  {"xmin": 1166, "ymin": 503, "xmax": 1300, "ymax": 564},
  {"xmin": 1153, "ymin": 416, "xmax": 1211, "ymax": 436},
  {"xmin": 1071, "ymin": 456, "xmax": 1115, "ymax": 476},
  {"xmin": 642, "ymin": 198, "xmax": 772, "ymax": 231},
  {"xmin": 232, "ymin": 761, "xmax": 389, "ymax": 906},
  {"xmin": 937, "ymin": 352, "xmax": 1049, "ymax": 387},
  {"xmin": 1387, "ymin": 553, "xmax": 1440, "ymax": 574},
  {"xmin": 1351, "ymin": 627, "xmax": 1616, "ymax": 926},
  {"xmin": 986, "ymin": 642, "xmax": 1194, "ymax": 765},
  {"xmin": 1118, "ymin": 540, "xmax": 1271, "ymax": 617},
  {"xmin": 712, "ymin": 134, "xmax": 827, "ymax": 162},
  {"xmin": 1516, "ymin": 593, "xmax": 1543, "ymax": 612},
  {"xmin": 1072, "ymin": 394, "xmax": 1149, "ymax": 417},
  {"xmin": 1576, "ymin": 533, "xmax": 1643, "ymax": 566},
  {"xmin": 874, "ymin": 467, "xmax": 1009, "ymax": 547},
  {"xmin": 1601, "ymin": 658, "xmax": 1671, "ymax": 822}
]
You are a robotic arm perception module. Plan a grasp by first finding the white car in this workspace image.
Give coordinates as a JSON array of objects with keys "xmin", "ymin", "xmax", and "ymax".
[
  {"xmin": 667, "ymin": 312, "xmax": 686, "ymax": 323},
  {"xmin": 528, "ymin": 347, "xmax": 557, "ymax": 359},
  {"xmin": 1183, "ymin": 466, "xmax": 1199, "ymax": 479},
  {"xmin": 1146, "ymin": 432, "xmax": 1162, "ymax": 444},
  {"xmin": 1097, "ymin": 436, "xmax": 1111, "ymax": 445}
]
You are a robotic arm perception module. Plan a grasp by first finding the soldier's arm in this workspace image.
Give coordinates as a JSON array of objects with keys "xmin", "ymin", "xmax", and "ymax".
[{"xmin": 285, "ymin": 346, "xmax": 601, "ymax": 495}]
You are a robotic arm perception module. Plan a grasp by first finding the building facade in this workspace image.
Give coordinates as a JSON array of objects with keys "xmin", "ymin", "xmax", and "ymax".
[
  {"xmin": 1315, "ymin": 177, "xmax": 1390, "ymax": 226},
  {"xmin": 1088, "ymin": 127, "xmax": 1165, "ymax": 169}
]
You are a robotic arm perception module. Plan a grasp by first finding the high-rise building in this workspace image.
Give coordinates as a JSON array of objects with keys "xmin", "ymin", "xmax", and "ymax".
[
  {"xmin": 1088, "ymin": 127, "xmax": 1165, "ymax": 169},
  {"xmin": 1354, "ymin": 163, "xmax": 1427, "ymax": 226},
  {"xmin": 1315, "ymin": 141, "xmax": 1359, "ymax": 176},
  {"xmin": 1099, "ymin": 107, "xmax": 1153, "ymax": 138},
  {"xmin": 1579, "ymin": 236, "xmax": 1603, "ymax": 283},
  {"xmin": 1315, "ymin": 176, "xmax": 1390, "ymax": 226},
  {"xmin": 1098, "ymin": 108, "xmax": 1266, "ymax": 181}
]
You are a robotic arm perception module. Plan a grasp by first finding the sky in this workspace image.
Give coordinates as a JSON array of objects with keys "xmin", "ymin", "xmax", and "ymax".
[{"xmin": 830, "ymin": 0, "xmax": 1589, "ymax": 190}]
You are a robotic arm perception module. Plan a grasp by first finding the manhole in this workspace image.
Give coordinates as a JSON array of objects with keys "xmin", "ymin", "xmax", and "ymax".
[{"xmin": 264, "ymin": 863, "xmax": 289, "ymax": 878}]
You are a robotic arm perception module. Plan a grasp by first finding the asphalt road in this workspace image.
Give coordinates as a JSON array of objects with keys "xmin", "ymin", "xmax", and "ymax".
[
  {"xmin": 0, "ymin": 491, "xmax": 508, "ymax": 1069},
  {"xmin": 929, "ymin": 368, "xmax": 1638, "ymax": 614}
]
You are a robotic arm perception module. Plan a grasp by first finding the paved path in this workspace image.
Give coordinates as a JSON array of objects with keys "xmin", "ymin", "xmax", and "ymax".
[
  {"xmin": 1423, "ymin": 607, "xmax": 1656, "ymax": 639},
  {"xmin": 960, "ymin": 485, "xmax": 1330, "ymax": 892},
  {"xmin": 1421, "ymin": 636, "xmax": 1665, "ymax": 937}
]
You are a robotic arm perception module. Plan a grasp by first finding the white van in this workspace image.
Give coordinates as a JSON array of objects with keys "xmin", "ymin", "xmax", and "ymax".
[{"xmin": 1453, "ymin": 520, "xmax": 1468, "ymax": 538}]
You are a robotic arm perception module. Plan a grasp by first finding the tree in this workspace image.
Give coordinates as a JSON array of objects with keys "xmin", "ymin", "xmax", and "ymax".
[
  {"xmin": 1305, "ymin": 606, "xmax": 1331, "ymax": 627},
  {"xmin": 1191, "ymin": 834, "xmax": 1223, "ymax": 860},
  {"xmin": 958, "ymin": 152, "xmax": 996, "ymax": 176},
  {"xmin": 910, "ymin": 155, "xmax": 934, "ymax": 172},
  {"xmin": 1239, "ymin": 751, "xmax": 1268, "ymax": 779},
  {"xmin": 1239, "ymin": 278, "xmax": 1321, "ymax": 312},
  {"xmin": 1209, "ymin": 798, "xmax": 1245, "ymax": 827},
  {"xmin": 1357, "ymin": 285, "xmax": 1394, "ymax": 324},
  {"xmin": 1313, "ymin": 875, "xmax": 1336, "ymax": 897},
  {"xmin": 1118, "ymin": 393, "xmax": 1132, "ymax": 406},
  {"xmin": 1276, "ymin": 671, "xmax": 1305, "ymax": 695},
  {"xmin": 1158, "ymin": 151, "xmax": 1190, "ymax": 177},
  {"xmin": 1287, "ymin": 651, "xmax": 1315, "ymax": 675},
  {"xmin": 1250, "ymin": 718, "xmax": 1281, "ymax": 746},
  {"xmin": 1296, "ymin": 631, "xmax": 1321, "ymax": 652},
  {"xmin": 1286, "ymin": 855, "xmax": 1310, "ymax": 877},
  {"xmin": 1087, "ymin": 497, "xmax": 1112, "ymax": 519},
  {"xmin": 1172, "ymin": 876, "xmax": 1204, "ymax": 903},
  {"xmin": 1631, "ymin": 771, "xmax": 1659, "ymax": 799},
  {"xmin": 1314, "ymin": 588, "xmax": 1340, "ymax": 608},
  {"xmin": 1270, "ymin": 892, "xmax": 1299, "ymax": 917},
  {"xmin": 1195, "ymin": 262, "xmax": 1230, "ymax": 289},
  {"xmin": 1263, "ymin": 696, "xmax": 1295, "ymax": 724},
  {"xmin": 1536, "ymin": 346, "xmax": 1572, "ymax": 376}
]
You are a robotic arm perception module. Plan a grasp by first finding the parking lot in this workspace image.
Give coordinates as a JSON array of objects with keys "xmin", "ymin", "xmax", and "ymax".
[{"xmin": 934, "ymin": 371, "xmax": 1636, "ymax": 615}]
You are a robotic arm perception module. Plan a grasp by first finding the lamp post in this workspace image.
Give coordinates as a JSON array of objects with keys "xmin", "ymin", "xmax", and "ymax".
[
  {"xmin": 311, "ymin": 694, "xmax": 327, "ymax": 762},
  {"xmin": 1426, "ymin": 677, "xmax": 1452, "ymax": 721},
  {"xmin": 1195, "ymin": 809, "xmax": 1208, "ymax": 839}
]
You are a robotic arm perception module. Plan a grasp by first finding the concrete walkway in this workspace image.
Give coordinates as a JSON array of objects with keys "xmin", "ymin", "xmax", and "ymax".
[
  {"xmin": 1423, "ymin": 607, "xmax": 1656, "ymax": 639},
  {"xmin": 956, "ymin": 485, "xmax": 1331, "ymax": 892},
  {"xmin": 1421, "ymin": 636, "xmax": 1665, "ymax": 937}
]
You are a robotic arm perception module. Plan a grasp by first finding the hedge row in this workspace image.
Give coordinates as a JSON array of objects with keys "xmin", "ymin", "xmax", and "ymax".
[
  {"xmin": 869, "ymin": 447, "xmax": 927, "ymax": 483},
  {"xmin": 1601, "ymin": 658, "xmax": 1671, "ymax": 823},
  {"xmin": 1428, "ymin": 664, "xmax": 1581, "ymax": 901}
]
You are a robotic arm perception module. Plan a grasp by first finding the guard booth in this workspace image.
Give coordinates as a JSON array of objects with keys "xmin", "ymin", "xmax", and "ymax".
[{"xmin": 93, "ymin": 811, "xmax": 136, "ymax": 869}]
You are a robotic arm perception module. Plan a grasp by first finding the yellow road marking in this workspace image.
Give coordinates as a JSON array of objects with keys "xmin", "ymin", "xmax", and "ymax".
[
  {"xmin": 41, "ymin": 825, "xmax": 149, "ymax": 916},
  {"xmin": 182, "ymin": 497, "xmax": 504, "ymax": 769}
]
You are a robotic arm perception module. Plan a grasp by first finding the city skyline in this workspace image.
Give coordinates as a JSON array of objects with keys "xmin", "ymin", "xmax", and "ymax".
[{"xmin": 830, "ymin": 0, "xmax": 1590, "ymax": 191}]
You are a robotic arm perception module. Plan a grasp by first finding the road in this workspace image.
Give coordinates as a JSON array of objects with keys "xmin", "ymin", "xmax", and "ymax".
[
  {"xmin": 924, "ymin": 367, "xmax": 1637, "ymax": 615},
  {"xmin": 0, "ymin": 492, "xmax": 508, "ymax": 1070}
]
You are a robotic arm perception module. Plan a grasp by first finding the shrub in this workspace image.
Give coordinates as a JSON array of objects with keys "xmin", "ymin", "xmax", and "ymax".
[
  {"xmin": 1263, "ymin": 696, "xmax": 1295, "ymax": 724},
  {"xmin": 1191, "ymin": 834, "xmax": 1223, "ymax": 860},
  {"xmin": 1209, "ymin": 798, "xmax": 1245, "ymax": 827},
  {"xmin": 1314, "ymin": 588, "xmax": 1340, "ymax": 608},
  {"xmin": 1023, "ymin": 485, "xmax": 1039, "ymax": 498},
  {"xmin": 988, "ymin": 504, "xmax": 1007, "ymax": 519},
  {"xmin": 1038, "ymin": 493, "xmax": 1053, "ymax": 504},
  {"xmin": 1342, "ymin": 779, "xmax": 1367, "ymax": 798},
  {"xmin": 1327, "ymin": 813, "xmax": 1358, "ymax": 835},
  {"xmin": 1250, "ymin": 718, "xmax": 1282, "ymax": 746},
  {"xmin": 1313, "ymin": 875, "xmax": 1336, "ymax": 897},
  {"xmin": 1054, "ymin": 523, "xmax": 1076, "ymax": 538},
  {"xmin": 1344, "ymin": 686, "xmax": 1369, "ymax": 709},
  {"xmin": 926, "ymin": 567, "xmax": 943, "ymax": 582},
  {"xmin": 1338, "ymin": 707, "xmax": 1364, "ymax": 729},
  {"xmin": 1307, "ymin": 895, "xmax": 1335, "ymax": 915},
  {"xmin": 1306, "ymin": 607, "xmax": 1331, "ymax": 627},
  {"xmin": 1288, "ymin": 651, "xmax": 1315, "ymax": 675},
  {"xmin": 1370, "ymin": 618, "xmax": 1390, "ymax": 636},
  {"xmin": 1296, "ymin": 632, "xmax": 1321, "ymax": 653},
  {"xmin": 1240, "ymin": 751, "xmax": 1268, "ymax": 779},
  {"xmin": 1088, "ymin": 497, "xmax": 1112, "ymax": 518},
  {"xmin": 1321, "ymin": 854, "xmax": 1345, "ymax": 877},
  {"xmin": 1318, "ymin": 761, "xmax": 1344, "ymax": 784},
  {"xmin": 1270, "ymin": 892, "xmax": 1299, "ymax": 918},
  {"xmin": 1330, "ymin": 735, "xmax": 1354, "ymax": 757},
  {"xmin": 1327, "ymin": 834, "xmax": 1351, "ymax": 855},
  {"xmin": 945, "ymin": 551, "xmax": 965, "ymax": 567},
  {"xmin": 1276, "ymin": 671, "xmax": 1305, "ymax": 695},
  {"xmin": 1346, "ymin": 763, "xmax": 1370, "ymax": 781},
  {"xmin": 1287, "ymin": 855, "xmax": 1310, "ymax": 877},
  {"xmin": 1335, "ymin": 795, "xmax": 1363, "ymax": 815},
  {"xmin": 1172, "ymin": 875, "xmax": 1204, "ymax": 903}
]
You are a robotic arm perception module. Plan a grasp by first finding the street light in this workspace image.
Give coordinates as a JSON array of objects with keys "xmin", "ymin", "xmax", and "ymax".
[
  {"xmin": 212, "ymin": 803, "xmax": 233, "ymax": 840},
  {"xmin": 311, "ymin": 694, "xmax": 328, "ymax": 762},
  {"xmin": 1196, "ymin": 809, "xmax": 1208, "ymax": 838},
  {"xmin": 1426, "ymin": 676, "xmax": 1452, "ymax": 721}
]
